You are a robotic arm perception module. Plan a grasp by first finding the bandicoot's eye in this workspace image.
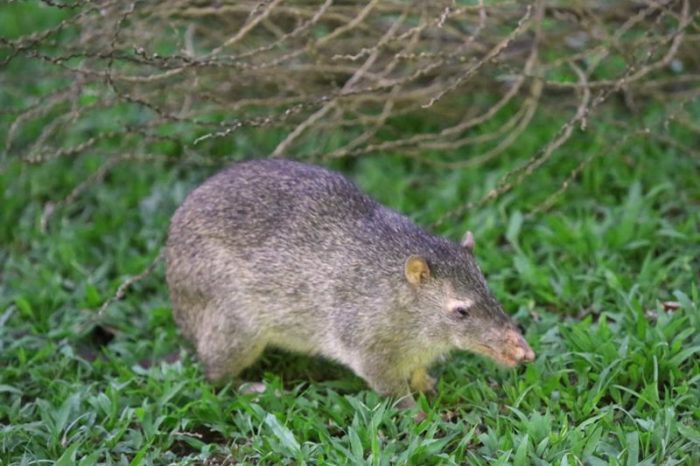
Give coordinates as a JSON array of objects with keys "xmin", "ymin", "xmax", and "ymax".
[{"xmin": 455, "ymin": 307, "xmax": 470, "ymax": 318}]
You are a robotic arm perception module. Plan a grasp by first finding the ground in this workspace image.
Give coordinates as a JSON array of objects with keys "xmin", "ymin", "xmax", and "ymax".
[{"xmin": 1, "ymin": 100, "xmax": 699, "ymax": 464}]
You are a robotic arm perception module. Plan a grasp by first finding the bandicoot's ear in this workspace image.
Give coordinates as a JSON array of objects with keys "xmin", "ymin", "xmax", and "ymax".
[
  {"xmin": 461, "ymin": 230, "xmax": 475, "ymax": 252},
  {"xmin": 405, "ymin": 255, "xmax": 430, "ymax": 285}
]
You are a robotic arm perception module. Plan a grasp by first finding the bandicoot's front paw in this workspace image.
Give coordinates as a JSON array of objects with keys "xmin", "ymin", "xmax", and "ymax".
[{"xmin": 410, "ymin": 368, "xmax": 436, "ymax": 394}]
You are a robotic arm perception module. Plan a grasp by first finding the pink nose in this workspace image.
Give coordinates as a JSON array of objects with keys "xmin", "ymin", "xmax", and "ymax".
[{"xmin": 504, "ymin": 328, "xmax": 535, "ymax": 363}]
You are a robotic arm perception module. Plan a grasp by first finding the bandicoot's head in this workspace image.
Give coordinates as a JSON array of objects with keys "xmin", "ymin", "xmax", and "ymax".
[{"xmin": 404, "ymin": 230, "xmax": 535, "ymax": 367}]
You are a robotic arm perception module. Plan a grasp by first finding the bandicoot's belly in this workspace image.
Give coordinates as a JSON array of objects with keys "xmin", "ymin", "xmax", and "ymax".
[{"xmin": 266, "ymin": 331, "xmax": 320, "ymax": 355}]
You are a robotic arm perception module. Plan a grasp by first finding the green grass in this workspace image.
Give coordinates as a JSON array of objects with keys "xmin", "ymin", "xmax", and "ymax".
[{"xmin": 1, "ymin": 106, "xmax": 699, "ymax": 465}]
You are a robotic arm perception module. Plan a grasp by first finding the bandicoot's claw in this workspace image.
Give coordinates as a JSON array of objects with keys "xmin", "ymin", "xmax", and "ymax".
[{"xmin": 239, "ymin": 382, "xmax": 267, "ymax": 394}]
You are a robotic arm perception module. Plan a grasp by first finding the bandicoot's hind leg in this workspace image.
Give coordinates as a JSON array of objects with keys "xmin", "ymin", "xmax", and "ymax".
[
  {"xmin": 199, "ymin": 339, "xmax": 266, "ymax": 382},
  {"xmin": 195, "ymin": 305, "xmax": 267, "ymax": 382}
]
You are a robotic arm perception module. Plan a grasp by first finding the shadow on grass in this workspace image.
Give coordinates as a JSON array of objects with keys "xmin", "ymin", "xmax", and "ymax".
[{"xmin": 240, "ymin": 348, "xmax": 366, "ymax": 393}]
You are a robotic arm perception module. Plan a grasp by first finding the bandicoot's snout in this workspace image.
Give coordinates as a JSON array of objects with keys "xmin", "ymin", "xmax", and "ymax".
[
  {"xmin": 471, "ymin": 326, "xmax": 536, "ymax": 368},
  {"xmin": 502, "ymin": 328, "xmax": 535, "ymax": 366}
]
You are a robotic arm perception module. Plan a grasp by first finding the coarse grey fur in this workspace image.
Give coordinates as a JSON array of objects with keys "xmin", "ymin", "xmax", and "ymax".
[{"xmin": 165, "ymin": 159, "xmax": 534, "ymax": 406}]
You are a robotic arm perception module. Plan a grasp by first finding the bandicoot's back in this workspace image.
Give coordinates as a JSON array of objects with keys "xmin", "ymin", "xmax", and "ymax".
[{"xmin": 165, "ymin": 159, "xmax": 533, "ymax": 406}]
